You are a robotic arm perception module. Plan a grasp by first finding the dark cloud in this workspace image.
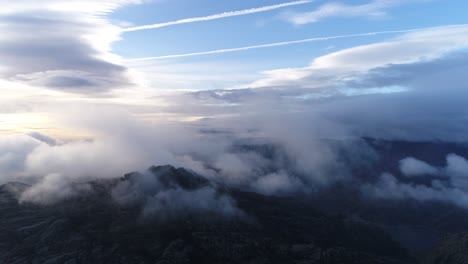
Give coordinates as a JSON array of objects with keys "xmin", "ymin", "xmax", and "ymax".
[{"xmin": 27, "ymin": 132, "xmax": 57, "ymax": 145}]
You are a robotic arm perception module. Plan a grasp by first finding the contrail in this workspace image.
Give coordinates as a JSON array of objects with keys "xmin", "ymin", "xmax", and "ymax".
[
  {"xmin": 124, "ymin": 24, "xmax": 468, "ymax": 62},
  {"xmin": 123, "ymin": 0, "xmax": 313, "ymax": 32}
]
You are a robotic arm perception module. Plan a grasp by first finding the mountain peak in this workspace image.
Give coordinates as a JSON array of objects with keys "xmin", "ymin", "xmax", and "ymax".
[{"xmin": 148, "ymin": 164, "xmax": 209, "ymax": 190}]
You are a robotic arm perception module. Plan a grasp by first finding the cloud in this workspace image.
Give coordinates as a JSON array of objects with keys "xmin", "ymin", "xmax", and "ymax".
[
  {"xmin": 0, "ymin": 1, "xmax": 139, "ymax": 93},
  {"xmin": 363, "ymin": 172, "xmax": 468, "ymax": 208},
  {"xmin": 0, "ymin": 134, "xmax": 44, "ymax": 182},
  {"xmin": 0, "ymin": 1, "xmax": 143, "ymax": 15},
  {"xmin": 167, "ymin": 49, "xmax": 468, "ymax": 143},
  {"xmin": 445, "ymin": 154, "xmax": 468, "ymax": 191},
  {"xmin": 283, "ymin": 0, "xmax": 416, "ymax": 25},
  {"xmin": 109, "ymin": 166, "xmax": 242, "ymax": 219},
  {"xmin": 250, "ymin": 25, "xmax": 468, "ymax": 89},
  {"xmin": 141, "ymin": 187, "xmax": 240, "ymax": 218},
  {"xmin": 253, "ymin": 171, "xmax": 304, "ymax": 195},
  {"xmin": 364, "ymin": 154, "xmax": 468, "ymax": 208},
  {"xmin": 20, "ymin": 173, "xmax": 93, "ymax": 204},
  {"xmin": 446, "ymin": 154, "xmax": 468, "ymax": 178},
  {"xmin": 0, "ymin": 85, "xmax": 466, "ymax": 210},
  {"xmin": 399, "ymin": 157, "xmax": 438, "ymax": 177},
  {"xmin": 0, "ymin": 100, "xmax": 361, "ymax": 205},
  {"xmin": 398, "ymin": 154, "xmax": 468, "ymax": 180},
  {"xmin": 123, "ymin": 0, "xmax": 313, "ymax": 32},
  {"xmin": 125, "ymin": 24, "xmax": 467, "ymax": 61}
]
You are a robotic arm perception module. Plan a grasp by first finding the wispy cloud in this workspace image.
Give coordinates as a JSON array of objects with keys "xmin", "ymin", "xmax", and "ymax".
[
  {"xmin": 284, "ymin": 0, "xmax": 410, "ymax": 25},
  {"xmin": 123, "ymin": 0, "xmax": 313, "ymax": 32},
  {"xmin": 125, "ymin": 24, "xmax": 467, "ymax": 61},
  {"xmin": 249, "ymin": 24, "xmax": 468, "ymax": 88}
]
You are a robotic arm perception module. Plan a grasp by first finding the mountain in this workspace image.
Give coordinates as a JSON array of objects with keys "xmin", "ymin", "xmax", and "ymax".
[
  {"xmin": 313, "ymin": 139, "xmax": 468, "ymax": 252},
  {"xmin": 425, "ymin": 233, "xmax": 468, "ymax": 264},
  {"xmin": 0, "ymin": 165, "xmax": 414, "ymax": 264},
  {"xmin": 1, "ymin": 139, "xmax": 468, "ymax": 264}
]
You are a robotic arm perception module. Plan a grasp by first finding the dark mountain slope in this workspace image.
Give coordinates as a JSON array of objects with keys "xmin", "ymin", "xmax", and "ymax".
[
  {"xmin": 426, "ymin": 233, "xmax": 468, "ymax": 264},
  {"xmin": 0, "ymin": 165, "xmax": 414, "ymax": 264}
]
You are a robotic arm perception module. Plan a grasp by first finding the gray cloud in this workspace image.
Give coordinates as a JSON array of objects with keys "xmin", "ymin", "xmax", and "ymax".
[
  {"xmin": 445, "ymin": 154, "xmax": 468, "ymax": 191},
  {"xmin": 364, "ymin": 154, "xmax": 468, "ymax": 208},
  {"xmin": 363, "ymin": 172, "xmax": 468, "ymax": 208},
  {"xmin": 141, "ymin": 187, "xmax": 240, "ymax": 218},
  {"xmin": 27, "ymin": 132, "xmax": 57, "ymax": 145},
  {"xmin": 0, "ymin": 6, "xmax": 133, "ymax": 93},
  {"xmin": 0, "ymin": 134, "xmax": 45, "ymax": 183},
  {"xmin": 399, "ymin": 157, "xmax": 438, "ymax": 177},
  {"xmin": 110, "ymin": 167, "xmax": 242, "ymax": 219},
  {"xmin": 446, "ymin": 154, "xmax": 468, "ymax": 177}
]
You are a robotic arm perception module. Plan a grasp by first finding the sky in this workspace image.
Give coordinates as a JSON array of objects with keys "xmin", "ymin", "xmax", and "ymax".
[
  {"xmin": 116, "ymin": 0, "xmax": 468, "ymax": 90},
  {"xmin": 0, "ymin": 0, "xmax": 467, "ymax": 137},
  {"xmin": 1, "ymin": 1, "xmax": 468, "ymax": 205}
]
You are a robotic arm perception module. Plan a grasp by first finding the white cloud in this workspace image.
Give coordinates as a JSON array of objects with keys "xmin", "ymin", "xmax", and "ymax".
[
  {"xmin": 0, "ymin": 1, "xmax": 143, "ymax": 15},
  {"xmin": 123, "ymin": 0, "xmax": 313, "ymax": 32},
  {"xmin": 126, "ymin": 25, "xmax": 466, "ymax": 62},
  {"xmin": 283, "ymin": 0, "xmax": 416, "ymax": 25},
  {"xmin": 0, "ymin": 100, "xmax": 356, "ymax": 203},
  {"xmin": 250, "ymin": 25, "xmax": 468, "ymax": 88}
]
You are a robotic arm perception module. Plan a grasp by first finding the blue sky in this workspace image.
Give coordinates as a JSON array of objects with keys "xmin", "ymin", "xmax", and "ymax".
[
  {"xmin": 113, "ymin": 0, "xmax": 468, "ymax": 59},
  {"xmin": 99, "ymin": 0, "xmax": 468, "ymax": 90}
]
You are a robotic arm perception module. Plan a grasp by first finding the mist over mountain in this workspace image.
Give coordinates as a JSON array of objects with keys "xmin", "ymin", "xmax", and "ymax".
[
  {"xmin": 0, "ymin": 163, "xmax": 415, "ymax": 264},
  {"xmin": 2, "ymin": 138, "xmax": 468, "ymax": 263}
]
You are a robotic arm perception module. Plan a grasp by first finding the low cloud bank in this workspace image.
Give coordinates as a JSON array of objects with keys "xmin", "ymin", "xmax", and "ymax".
[
  {"xmin": 364, "ymin": 154, "xmax": 468, "ymax": 208},
  {"xmin": 111, "ymin": 167, "xmax": 241, "ymax": 219},
  {"xmin": 1, "ymin": 94, "xmax": 468, "ymax": 212}
]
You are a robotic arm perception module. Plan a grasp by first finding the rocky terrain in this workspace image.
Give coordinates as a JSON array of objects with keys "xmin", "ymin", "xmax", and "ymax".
[{"xmin": 426, "ymin": 233, "xmax": 468, "ymax": 264}]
